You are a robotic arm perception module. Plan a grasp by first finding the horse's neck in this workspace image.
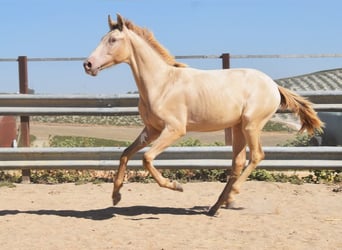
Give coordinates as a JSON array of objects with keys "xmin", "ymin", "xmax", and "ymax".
[{"xmin": 127, "ymin": 31, "xmax": 170, "ymax": 101}]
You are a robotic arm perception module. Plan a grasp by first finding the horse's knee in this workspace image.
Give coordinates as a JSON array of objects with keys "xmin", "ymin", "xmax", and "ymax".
[{"xmin": 251, "ymin": 150, "xmax": 265, "ymax": 165}]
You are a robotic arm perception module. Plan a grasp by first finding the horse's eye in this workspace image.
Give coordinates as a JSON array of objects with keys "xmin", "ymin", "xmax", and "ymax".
[{"xmin": 109, "ymin": 37, "xmax": 116, "ymax": 44}]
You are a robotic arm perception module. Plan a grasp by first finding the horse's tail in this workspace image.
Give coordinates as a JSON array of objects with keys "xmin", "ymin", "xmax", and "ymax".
[{"xmin": 278, "ymin": 85, "xmax": 324, "ymax": 135}]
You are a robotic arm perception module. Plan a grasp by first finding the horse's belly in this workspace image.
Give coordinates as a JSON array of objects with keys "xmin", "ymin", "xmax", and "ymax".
[
  {"xmin": 187, "ymin": 107, "xmax": 242, "ymax": 132},
  {"xmin": 187, "ymin": 122, "xmax": 239, "ymax": 132}
]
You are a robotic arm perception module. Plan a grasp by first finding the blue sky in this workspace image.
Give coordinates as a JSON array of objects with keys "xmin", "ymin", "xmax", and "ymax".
[{"xmin": 1, "ymin": 0, "xmax": 341, "ymax": 94}]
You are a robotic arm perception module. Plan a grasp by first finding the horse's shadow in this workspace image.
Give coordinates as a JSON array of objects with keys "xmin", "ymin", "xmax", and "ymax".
[{"xmin": 0, "ymin": 205, "xmax": 209, "ymax": 221}]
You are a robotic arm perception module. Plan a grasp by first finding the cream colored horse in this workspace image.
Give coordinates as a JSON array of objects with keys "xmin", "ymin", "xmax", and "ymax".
[{"xmin": 84, "ymin": 14, "xmax": 323, "ymax": 215}]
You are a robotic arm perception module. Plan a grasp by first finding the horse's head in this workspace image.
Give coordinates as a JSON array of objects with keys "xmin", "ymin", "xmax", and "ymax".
[{"xmin": 84, "ymin": 14, "xmax": 130, "ymax": 76}]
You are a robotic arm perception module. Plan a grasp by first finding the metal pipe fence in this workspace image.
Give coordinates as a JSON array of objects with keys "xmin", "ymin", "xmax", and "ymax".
[
  {"xmin": 0, "ymin": 92, "xmax": 341, "ymax": 171},
  {"xmin": 0, "ymin": 54, "xmax": 341, "ymax": 180},
  {"xmin": 1, "ymin": 53, "xmax": 342, "ymax": 62},
  {"xmin": 0, "ymin": 91, "xmax": 341, "ymax": 116},
  {"xmin": 0, "ymin": 146, "xmax": 341, "ymax": 170}
]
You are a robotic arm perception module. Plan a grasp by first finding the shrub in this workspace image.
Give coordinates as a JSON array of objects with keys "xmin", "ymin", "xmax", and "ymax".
[
  {"xmin": 263, "ymin": 120, "xmax": 295, "ymax": 132},
  {"xmin": 302, "ymin": 170, "xmax": 342, "ymax": 184},
  {"xmin": 248, "ymin": 169, "xmax": 304, "ymax": 184},
  {"xmin": 30, "ymin": 170, "xmax": 94, "ymax": 184},
  {"xmin": 0, "ymin": 171, "xmax": 21, "ymax": 183}
]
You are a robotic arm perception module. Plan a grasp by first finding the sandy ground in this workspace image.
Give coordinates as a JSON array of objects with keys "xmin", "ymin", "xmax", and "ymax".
[
  {"xmin": 30, "ymin": 122, "xmax": 297, "ymax": 147},
  {"xmin": 8, "ymin": 123, "xmax": 336, "ymax": 249},
  {"xmin": 1, "ymin": 181, "xmax": 341, "ymax": 250}
]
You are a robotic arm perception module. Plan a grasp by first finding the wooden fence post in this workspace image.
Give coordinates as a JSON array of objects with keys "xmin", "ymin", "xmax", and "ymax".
[
  {"xmin": 18, "ymin": 56, "xmax": 31, "ymax": 183},
  {"xmin": 221, "ymin": 53, "xmax": 232, "ymax": 145}
]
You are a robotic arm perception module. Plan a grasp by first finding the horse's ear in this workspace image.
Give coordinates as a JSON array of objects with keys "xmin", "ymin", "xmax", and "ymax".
[
  {"xmin": 108, "ymin": 15, "xmax": 116, "ymax": 30},
  {"xmin": 116, "ymin": 13, "xmax": 124, "ymax": 31}
]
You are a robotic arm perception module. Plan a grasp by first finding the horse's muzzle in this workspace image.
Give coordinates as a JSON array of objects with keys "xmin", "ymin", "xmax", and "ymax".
[{"xmin": 83, "ymin": 59, "xmax": 98, "ymax": 76}]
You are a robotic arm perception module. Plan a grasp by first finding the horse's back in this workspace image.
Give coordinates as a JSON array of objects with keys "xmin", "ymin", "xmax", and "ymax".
[
  {"xmin": 225, "ymin": 68, "xmax": 278, "ymax": 90},
  {"xmin": 181, "ymin": 67, "xmax": 280, "ymax": 106},
  {"xmin": 177, "ymin": 67, "xmax": 281, "ymax": 131}
]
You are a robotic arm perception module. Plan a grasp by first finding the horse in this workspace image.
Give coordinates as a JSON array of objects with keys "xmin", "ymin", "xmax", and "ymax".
[{"xmin": 84, "ymin": 14, "xmax": 323, "ymax": 216}]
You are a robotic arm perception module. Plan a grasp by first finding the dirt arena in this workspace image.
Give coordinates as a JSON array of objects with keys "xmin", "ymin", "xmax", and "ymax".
[{"xmin": 1, "ymin": 181, "xmax": 341, "ymax": 250}]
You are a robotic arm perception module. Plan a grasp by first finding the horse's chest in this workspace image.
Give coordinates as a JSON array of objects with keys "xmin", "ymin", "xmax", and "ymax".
[{"xmin": 138, "ymin": 101, "xmax": 165, "ymax": 130}]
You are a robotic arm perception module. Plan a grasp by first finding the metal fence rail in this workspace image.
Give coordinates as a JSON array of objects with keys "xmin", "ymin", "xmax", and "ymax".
[
  {"xmin": 0, "ymin": 91, "xmax": 341, "ymax": 116},
  {"xmin": 1, "ymin": 53, "xmax": 342, "ymax": 62},
  {"xmin": 0, "ymin": 146, "xmax": 341, "ymax": 170}
]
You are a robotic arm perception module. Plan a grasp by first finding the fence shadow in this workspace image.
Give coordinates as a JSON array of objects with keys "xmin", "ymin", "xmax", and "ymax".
[{"xmin": 0, "ymin": 206, "xmax": 207, "ymax": 221}]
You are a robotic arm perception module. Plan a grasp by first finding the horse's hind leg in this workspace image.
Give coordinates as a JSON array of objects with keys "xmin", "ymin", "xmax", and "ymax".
[
  {"xmin": 208, "ymin": 122, "xmax": 264, "ymax": 216},
  {"xmin": 231, "ymin": 126, "xmax": 264, "ymax": 197},
  {"xmin": 208, "ymin": 124, "xmax": 246, "ymax": 215},
  {"xmin": 223, "ymin": 124, "xmax": 247, "ymax": 207}
]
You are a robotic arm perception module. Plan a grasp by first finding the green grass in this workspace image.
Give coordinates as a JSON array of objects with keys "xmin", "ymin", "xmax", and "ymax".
[
  {"xmin": 0, "ymin": 181, "xmax": 16, "ymax": 188},
  {"xmin": 32, "ymin": 115, "xmax": 144, "ymax": 126},
  {"xmin": 49, "ymin": 135, "xmax": 131, "ymax": 147}
]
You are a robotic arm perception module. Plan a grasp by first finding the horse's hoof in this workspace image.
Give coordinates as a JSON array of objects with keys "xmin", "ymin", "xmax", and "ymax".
[
  {"xmin": 173, "ymin": 181, "xmax": 183, "ymax": 192},
  {"xmin": 112, "ymin": 192, "xmax": 122, "ymax": 206},
  {"xmin": 207, "ymin": 207, "xmax": 219, "ymax": 217}
]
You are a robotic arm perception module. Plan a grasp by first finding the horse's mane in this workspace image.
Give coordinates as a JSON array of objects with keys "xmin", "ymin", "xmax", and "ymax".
[{"xmin": 114, "ymin": 20, "xmax": 187, "ymax": 68}]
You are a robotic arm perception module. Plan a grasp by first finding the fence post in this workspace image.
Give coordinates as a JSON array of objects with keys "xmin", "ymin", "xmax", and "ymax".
[
  {"xmin": 221, "ymin": 53, "xmax": 232, "ymax": 145},
  {"xmin": 18, "ymin": 56, "xmax": 31, "ymax": 183}
]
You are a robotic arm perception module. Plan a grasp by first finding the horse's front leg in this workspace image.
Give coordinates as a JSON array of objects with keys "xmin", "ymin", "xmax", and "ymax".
[
  {"xmin": 142, "ymin": 125, "xmax": 185, "ymax": 192},
  {"xmin": 112, "ymin": 126, "xmax": 160, "ymax": 205}
]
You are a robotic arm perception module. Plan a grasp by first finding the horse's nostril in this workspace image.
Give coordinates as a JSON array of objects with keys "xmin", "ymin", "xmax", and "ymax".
[{"xmin": 84, "ymin": 60, "xmax": 92, "ymax": 70}]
